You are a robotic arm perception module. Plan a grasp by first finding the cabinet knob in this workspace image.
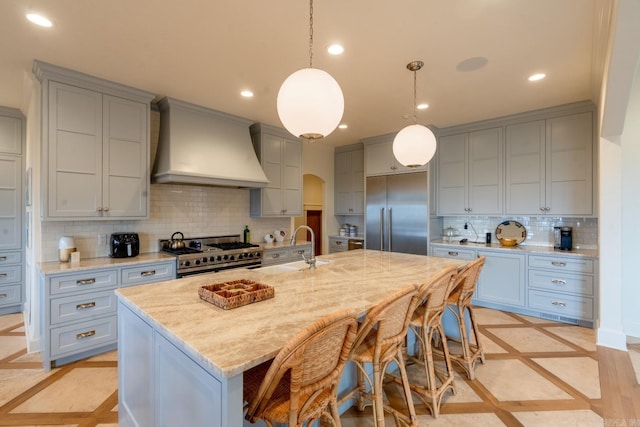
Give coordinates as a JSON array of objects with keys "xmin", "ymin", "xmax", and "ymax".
[
  {"xmin": 103, "ymin": 207, "xmax": 109, "ymax": 212},
  {"xmin": 96, "ymin": 207, "xmax": 103, "ymax": 212}
]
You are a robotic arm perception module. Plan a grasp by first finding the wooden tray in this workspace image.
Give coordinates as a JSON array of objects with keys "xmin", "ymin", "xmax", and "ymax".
[{"xmin": 198, "ymin": 279, "xmax": 274, "ymax": 310}]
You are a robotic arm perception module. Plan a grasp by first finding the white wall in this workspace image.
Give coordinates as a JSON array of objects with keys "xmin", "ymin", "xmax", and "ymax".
[{"xmin": 597, "ymin": 0, "xmax": 640, "ymax": 349}]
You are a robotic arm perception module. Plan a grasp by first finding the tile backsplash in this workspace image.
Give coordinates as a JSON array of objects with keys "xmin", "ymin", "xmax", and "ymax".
[
  {"xmin": 443, "ymin": 216, "xmax": 598, "ymax": 249},
  {"xmin": 40, "ymin": 183, "xmax": 291, "ymax": 262}
]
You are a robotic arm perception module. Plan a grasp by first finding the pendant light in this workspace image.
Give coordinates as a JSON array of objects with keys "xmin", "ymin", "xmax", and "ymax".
[
  {"xmin": 392, "ymin": 60, "xmax": 437, "ymax": 167},
  {"xmin": 277, "ymin": 0, "xmax": 344, "ymax": 140}
]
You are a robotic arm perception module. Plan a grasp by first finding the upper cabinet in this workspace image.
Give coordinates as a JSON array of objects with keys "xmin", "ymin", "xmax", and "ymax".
[
  {"xmin": 437, "ymin": 127, "xmax": 503, "ymax": 216},
  {"xmin": 505, "ymin": 112, "xmax": 594, "ymax": 216},
  {"xmin": 363, "ymin": 133, "xmax": 428, "ymax": 176},
  {"xmin": 335, "ymin": 144, "xmax": 364, "ymax": 215},
  {"xmin": 34, "ymin": 61, "xmax": 154, "ymax": 221},
  {"xmin": 250, "ymin": 123, "xmax": 303, "ymax": 217}
]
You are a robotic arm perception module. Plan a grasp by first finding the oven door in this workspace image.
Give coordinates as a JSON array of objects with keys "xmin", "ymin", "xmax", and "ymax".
[{"xmin": 177, "ymin": 260, "xmax": 262, "ymax": 278}]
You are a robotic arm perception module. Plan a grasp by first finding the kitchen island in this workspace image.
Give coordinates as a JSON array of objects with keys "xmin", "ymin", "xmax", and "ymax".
[{"xmin": 116, "ymin": 249, "xmax": 466, "ymax": 427}]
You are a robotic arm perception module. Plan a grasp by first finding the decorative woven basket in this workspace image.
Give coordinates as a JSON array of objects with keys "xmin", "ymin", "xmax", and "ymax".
[{"xmin": 198, "ymin": 279, "xmax": 274, "ymax": 310}]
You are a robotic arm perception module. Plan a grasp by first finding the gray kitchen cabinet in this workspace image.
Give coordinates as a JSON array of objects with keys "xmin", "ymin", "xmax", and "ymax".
[
  {"xmin": 362, "ymin": 133, "xmax": 428, "ymax": 176},
  {"xmin": 437, "ymin": 127, "xmax": 503, "ymax": 216},
  {"xmin": 505, "ymin": 112, "xmax": 594, "ymax": 216},
  {"xmin": 40, "ymin": 259, "xmax": 176, "ymax": 371},
  {"xmin": 335, "ymin": 144, "xmax": 364, "ymax": 215},
  {"xmin": 527, "ymin": 254, "xmax": 596, "ymax": 326},
  {"xmin": 0, "ymin": 107, "xmax": 25, "ymax": 315},
  {"xmin": 262, "ymin": 243, "xmax": 312, "ymax": 266},
  {"xmin": 475, "ymin": 250, "xmax": 526, "ymax": 308},
  {"xmin": 34, "ymin": 60, "xmax": 154, "ymax": 220},
  {"xmin": 250, "ymin": 123, "xmax": 302, "ymax": 217}
]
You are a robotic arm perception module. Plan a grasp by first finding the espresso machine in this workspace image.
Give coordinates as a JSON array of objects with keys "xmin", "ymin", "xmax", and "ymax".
[{"xmin": 554, "ymin": 226, "xmax": 572, "ymax": 251}]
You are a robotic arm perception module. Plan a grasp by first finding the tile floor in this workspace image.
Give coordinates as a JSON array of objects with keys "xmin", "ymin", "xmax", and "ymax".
[{"xmin": 0, "ymin": 308, "xmax": 638, "ymax": 426}]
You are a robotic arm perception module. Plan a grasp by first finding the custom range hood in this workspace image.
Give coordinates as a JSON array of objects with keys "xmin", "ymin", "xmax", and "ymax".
[{"xmin": 152, "ymin": 97, "xmax": 269, "ymax": 188}]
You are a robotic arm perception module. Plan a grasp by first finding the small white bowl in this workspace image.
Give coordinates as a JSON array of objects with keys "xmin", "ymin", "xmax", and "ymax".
[
  {"xmin": 274, "ymin": 230, "xmax": 286, "ymax": 242},
  {"xmin": 264, "ymin": 234, "xmax": 274, "ymax": 243}
]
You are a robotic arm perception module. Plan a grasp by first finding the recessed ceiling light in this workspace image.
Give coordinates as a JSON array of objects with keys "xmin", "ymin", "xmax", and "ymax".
[
  {"xmin": 26, "ymin": 13, "xmax": 53, "ymax": 27},
  {"xmin": 338, "ymin": 123, "xmax": 348, "ymax": 129},
  {"xmin": 417, "ymin": 103, "xmax": 429, "ymax": 110},
  {"xmin": 327, "ymin": 44, "xmax": 344, "ymax": 55},
  {"xmin": 240, "ymin": 90, "xmax": 254, "ymax": 98},
  {"xmin": 528, "ymin": 73, "xmax": 546, "ymax": 81}
]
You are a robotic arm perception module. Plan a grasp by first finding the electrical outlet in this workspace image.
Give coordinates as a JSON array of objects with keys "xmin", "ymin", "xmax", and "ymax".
[{"xmin": 98, "ymin": 234, "xmax": 107, "ymax": 245}]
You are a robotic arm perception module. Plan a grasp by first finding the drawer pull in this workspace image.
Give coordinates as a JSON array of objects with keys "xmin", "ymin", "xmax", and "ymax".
[
  {"xmin": 76, "ymin": 302, "xmax": 96, "ymax": 310},
  {"xmin": 448, "ymin": 251, "xmax": 459, "ymax": 256},
  {"xmin": 336, "ymin": 241, "xmax": 343, "ymax": 245},
  {"xmin": 271, "ymin": 253, "xmax": 280, "ymax": 259},
  {"xmin": 140, "ymin": 270, "xmax": 156, "ymax": 277},
  {"xmin": 0, "ymin": 256, "xmax": 7, "ymax": 261},
  {"xmin": 0, "ymin": 273, "xmax": 7, "ymax": 277},
  {"xmin": 76, "ymin": 330, "xmax": 96, "ymax": 339},
  {"xmin": 0, "ymin": 293, "xmax": 7, "ymax": 298},
  {"xmin": 76, "ymin": 278, "xmax": 96, "ymax": 285},
  {"xmin": 551, "ymin": 301, "xmax": 566, "ymax": 307},
  {"xmin": 551, "ymin": 279, "xmax": 567, "ymax": 285},
  {"xmin": 297, "ymin": 249, "xmax": 305, "ymax": 254},
  {"xmin": 551, "ymin": 261, "xmax": 567, "ymax": 267}
]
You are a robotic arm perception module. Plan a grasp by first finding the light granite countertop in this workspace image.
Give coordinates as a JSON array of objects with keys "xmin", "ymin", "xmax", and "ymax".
[
  {"xmin": 116, "ymin": 249, "xmax": 466, "ymax": 378},
  {"xmin": 430, "ymin": 239, "xmax": 598, "ymax": 259},
  {"xmin": 37, "ymin": 252, "xmax": 177, "ymax": 275}
]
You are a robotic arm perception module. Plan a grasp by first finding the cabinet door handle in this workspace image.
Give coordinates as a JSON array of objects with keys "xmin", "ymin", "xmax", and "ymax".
[
  {"xmin": 551, "ymin": 301, "xmax": 566, "ymax": 307},
  {"xmin": 76, "ymin": 278, "xmax": 96, "ymax": 285},
  {"xmin": 103, "ymin": 207, "xmax": 109, "ymax": 212},
  {"xmin": 76, "ymin": 330, "xmax": 96, "ymax": 339},
  {"xmin": 76, "ymin": 302, "xmax": 96, "ymax": 310},
  {"xmin": 448, "ymin": 251, "xmax": 459, "ymax": 256},
  {"xmin": 0, "ymin": 293, "xmax": 7, "ymax": 298},
  {"xmin": 96, "ymin": 207, "xmax": 103, "ymax": 212},
  {"xmin": 551, "ymin": 279, "xmax": 567, "ymax": 285},
  {"xmin": 140, "ymin": 270, "xmax": 156, "ymax": 277},
  {"xmin": 0, "ymin": 256, "xmax": 7, "ymax": 261},
  {"xmin": 551, "ymin": 261, "xmax": 566, "ymax": 267}
]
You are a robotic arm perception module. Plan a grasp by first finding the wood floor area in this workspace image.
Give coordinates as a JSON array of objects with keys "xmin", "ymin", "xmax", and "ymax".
[{"xmin": 0, "ymin": 308, "xmax": 639, "ymax": 426}]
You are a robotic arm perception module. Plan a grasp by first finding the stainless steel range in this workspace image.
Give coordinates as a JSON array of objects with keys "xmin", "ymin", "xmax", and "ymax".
[{"xmin": 160, "ymin": 235, "xmax": 262, "ymax": 277}]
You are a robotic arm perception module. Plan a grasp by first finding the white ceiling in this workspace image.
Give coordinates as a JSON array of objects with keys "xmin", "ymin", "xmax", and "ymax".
[{"xmin": 1, "ymin": 0, "xmax": 603, "ymax": 147}]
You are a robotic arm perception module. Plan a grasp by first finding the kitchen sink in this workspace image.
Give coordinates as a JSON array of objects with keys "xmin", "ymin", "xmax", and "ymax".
[{"xmin": 258, "ymin": 258, "xmax": 333, "ymax": 273}]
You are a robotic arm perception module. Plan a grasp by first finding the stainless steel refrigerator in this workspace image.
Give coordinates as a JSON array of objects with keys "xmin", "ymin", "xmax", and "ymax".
[{"xmin": 366, "ymin": 171, "xmax": 429, "ymax": 255}]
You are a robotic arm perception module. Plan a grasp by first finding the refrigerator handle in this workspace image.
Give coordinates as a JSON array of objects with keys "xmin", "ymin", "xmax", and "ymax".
[
  {"xmin": 388, "ymin": 207, "xmax": 392, "ymax": 252},
  {"xmin": 379, "ymin": 208, "xmax": 385, "ymax": 250}
]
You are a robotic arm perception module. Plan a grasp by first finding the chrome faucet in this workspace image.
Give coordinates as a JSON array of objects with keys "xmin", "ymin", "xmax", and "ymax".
[{"xmin": 290, "ymin": 225, "xmax": 316, "ymax": 269}]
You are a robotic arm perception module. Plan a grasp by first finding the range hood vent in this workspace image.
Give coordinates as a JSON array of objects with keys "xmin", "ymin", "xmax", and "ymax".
[{"xmin": 152, "ymin": 97, "xmax": 269, "ymax": 188}]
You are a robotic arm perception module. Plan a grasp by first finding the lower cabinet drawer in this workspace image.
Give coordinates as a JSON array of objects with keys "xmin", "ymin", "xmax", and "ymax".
[
  {"xmin": 0, "ymin": 284, "xmax": 21, "ymax": 306},
  {"xmin": 528, "ymin": 290, "xmax": 593, "ymax": 320},
  {"xmin": 121, "ymin": 262, "xmax": 176, "ymax": 287},
  {"xmin": 0, "ymin": 265, "xmax": 21, "ymax": 285},
  {"xmin": 50, "ymin": 316, "xmax": 117, "ymax": 358},
  {"xmin": 50, "ymin": 290, "xmax": 117, "ymax": 325},
  {"xmin": 289, "ymin": 245, "xmax": 311, "ymax": 259},
  {"xmin": 50, "ymin": 270, "xmax": 118, "ymax": 295},
  {"xmin": 432, "ymin": 247, "xmax": 477, "ymax": 261},
  {"xmin": 262, "ymin": 249, "xmax": 290, "ymax": 266},
  {"xmin": 0, "ymin": 251, "xmax": 22, "ymax": 265},
  {"xmin": 329, "ymin": 239, "xmax": 348, "ymax": 253},
  {"xmin": 528, "ymin": 255, "xmax": 595, "ymax": 274},
  {"xmin": 528, "ymin": 270, "xmax": 594, "ymax": 296}
]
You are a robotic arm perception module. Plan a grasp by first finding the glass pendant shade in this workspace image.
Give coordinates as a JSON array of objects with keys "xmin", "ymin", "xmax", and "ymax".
[
  {"xmin": 277, "ymin": 67, "xmax": 344, "ymax": 140},
  {"xmin": 392, "ymin": 124, "xmax": 437, "ymax": 168}
]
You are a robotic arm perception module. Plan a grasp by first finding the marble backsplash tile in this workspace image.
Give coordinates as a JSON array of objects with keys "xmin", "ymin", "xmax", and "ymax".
[
  {"xmin": 443, "ymin": 216, "xmax": 598, "ymax": 250},
  {"xmin": 40, "ymin": 183, "xmax": 290, "ymax": 262}
]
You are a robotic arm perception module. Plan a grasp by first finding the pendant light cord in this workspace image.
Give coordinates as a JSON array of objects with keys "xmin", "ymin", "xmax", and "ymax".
[
  {"xmin": 309, "ymin": 0, "xmax": 314, "ymax": 68},
  {"xmin": 413, "ymin": 69, "xmax": 418, "ymax": 124}
]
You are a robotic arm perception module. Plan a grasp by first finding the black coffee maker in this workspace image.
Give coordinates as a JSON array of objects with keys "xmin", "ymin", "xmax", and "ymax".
[
  {"xmin": 554, "ymin": 226, "xmax": 573, "ymax": 250},
  {"xmin": 560, "ymin": 227, "xmax": 572, "ymax": 251}
]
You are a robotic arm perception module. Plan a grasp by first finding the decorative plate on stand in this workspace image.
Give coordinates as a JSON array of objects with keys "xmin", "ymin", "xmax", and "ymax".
[{"xmin": 495, "ymin": 220, "xmax": 527, "ymax": 244}]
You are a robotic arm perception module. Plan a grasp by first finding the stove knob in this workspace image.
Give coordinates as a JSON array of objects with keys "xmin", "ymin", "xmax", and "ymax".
[
  {"xmin": 209, "ymin": 256, "xmax": 216, "ymax": 262},
  {"xmin": 229, "ymin": 255, "xmax": 235, "ymax": 261},
  {"xmin": 217, "ymin": 255, "xmax": 222, "ymax": 261},
  {"xmin": 223, "ymin": 255, "xmax": 229, "ymax": 260},
  {"xmin": 183, "ymin": 261, "xmax": 190, "ymax": 267},
  {"xmin": 238, "ymin": 253, "xmax": 244, "ymax": 259},
  {"xmin": 248, "ymin": 253, "xmax": 254, "ymax": 258},
  {"xmin": 195, "ymin": 259, "xmax": 201, "ymax": 265},
  {"xmin": 202, "ymin": 257, "xmax": 208, "ymax": 263}
]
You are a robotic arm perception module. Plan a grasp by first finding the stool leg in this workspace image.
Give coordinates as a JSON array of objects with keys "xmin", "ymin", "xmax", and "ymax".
[
  {"xmin": 395, "ymin": 347, "xmax": 418, "ymax": 426},
  {"xmin": 372, "ymin": 361, "xmax": 385, "ymax": 427}
]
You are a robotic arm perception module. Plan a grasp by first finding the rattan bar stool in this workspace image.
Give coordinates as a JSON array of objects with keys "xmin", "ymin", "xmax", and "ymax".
[
  {"xmin": 347, "ymin": 284, "xmax": 420, "ymax": 427},
  {"xmin": 243, "ymin": 309, "xmax": 359, "ymax": 427},
  {"xmin": 406, "ymin": 265, "xmax": 459, "ymax": 418},
  {"xmin": 438, "ymin": 256, "xmax": 486, "ymax": 380}
]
